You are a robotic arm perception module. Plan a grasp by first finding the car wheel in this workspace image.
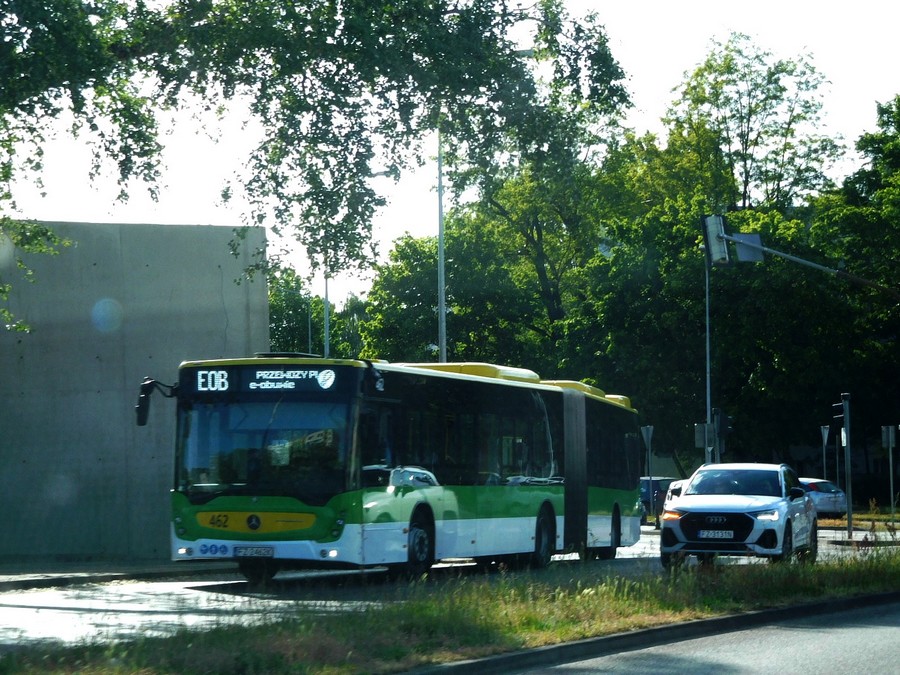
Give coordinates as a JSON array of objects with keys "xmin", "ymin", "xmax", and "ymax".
[
  {"xmin": 660, "ymin": 551, "xmax": 684, "ymax": 570},
  {"xmin": 799, "ymin": 521, "xmax": 818, "ymax": 565},
  {"xmin": 771, "ymin": 524, "xmax": 794, "ymax": 563}
]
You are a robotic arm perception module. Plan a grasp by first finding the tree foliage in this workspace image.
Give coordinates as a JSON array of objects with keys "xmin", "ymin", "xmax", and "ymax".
[
  {"xmin": 360, "ymin": 234, "xmax": 443, "ymax": 362},
  {"xmin": 360, "ymin": 33, "xmax": 899, "ymax": 478},
  {"xmin": 268, "ymin": 267, "xmax": 318, "ymax": 354},
  {"xmin": 805, "ymin": 95, "xmax": 900, "ymax": 452},
  {"xmin": 360, "ymin": 210, "xmax": 540, "ymax": 364},
  {"xmin": 2, "ymin": 0, "xmax": 615, "ymax": 273},
  {"xmin": 668, "ymin": 32, "xmax": 840, "ymax": 211}
]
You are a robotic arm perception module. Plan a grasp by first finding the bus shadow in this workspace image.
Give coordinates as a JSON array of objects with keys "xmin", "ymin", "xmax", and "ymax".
[{"xmin": 189, "ymin": 555, "xmax": 646, "ymax": 603}]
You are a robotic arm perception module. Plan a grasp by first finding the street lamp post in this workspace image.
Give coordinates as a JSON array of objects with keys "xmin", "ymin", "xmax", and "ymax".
[
  {"xmin": 705, "ymin": 258, "xmax": 712, "ymax": 463},
  {"xmin": 437, "ymin": 126, "xmax": 447, "ymax": 362},
  {"xmin": 323, "ymin": 273, "xmax": 330, "ymax": 358}
]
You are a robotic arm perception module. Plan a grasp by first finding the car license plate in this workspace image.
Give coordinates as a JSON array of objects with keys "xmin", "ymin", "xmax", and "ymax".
[
  {"xmin": 698, "ymin": 529, "xmax": 733, "ymax": 539},
  {"xmin": 234, "ymin": 546, "xmax": 275, "ymax": 558}
]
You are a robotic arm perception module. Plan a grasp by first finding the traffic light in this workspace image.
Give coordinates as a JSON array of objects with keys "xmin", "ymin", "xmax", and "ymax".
[
  {"xmin": 701, "ymin": 215, "xmax": 730, "ymax": 267},
  {"xmin": 714, "ymin": 408, "xmax": 734, "ymax": 458},
  {"xmin": 832, "ymin": 395, "xmax": 850, "ymax": 443}
]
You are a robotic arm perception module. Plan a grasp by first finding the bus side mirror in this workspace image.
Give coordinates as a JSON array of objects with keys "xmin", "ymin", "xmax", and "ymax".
[{"xmin": 135, "ymin": 378, "xmax": 155, "ymax": 426}]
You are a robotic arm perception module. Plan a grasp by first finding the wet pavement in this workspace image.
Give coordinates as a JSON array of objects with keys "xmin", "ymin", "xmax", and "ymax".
[{"xmin": 0, "ymin": 526, "xmax": 894, "ymax": 651}]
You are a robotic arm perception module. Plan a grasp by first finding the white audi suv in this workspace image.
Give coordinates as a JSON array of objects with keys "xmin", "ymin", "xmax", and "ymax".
[{"xmin": 660, "ymin": 462, "xmax": 817, "ymax": 568}]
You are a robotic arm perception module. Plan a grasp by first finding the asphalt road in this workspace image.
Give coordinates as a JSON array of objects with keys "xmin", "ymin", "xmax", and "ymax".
[{"xmin": 512, "ymin": 599, "xmax": 900, "ymax": 674}]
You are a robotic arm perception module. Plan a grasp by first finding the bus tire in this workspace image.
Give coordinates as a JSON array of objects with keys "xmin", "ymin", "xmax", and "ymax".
[
  {"xmin": 594, "ymin": 509, "xmax": 620, "ymax": 560},
  {"xmin": 530, "ymin": 506, "xmax": 554, "ymax": 569},
  {"xmin": 395, "ymin": 509, "xmax": 434, "ymax": 579},
  {"xmin": 238, "ymin": 559, "xmax": 279, "ymax": 586}
]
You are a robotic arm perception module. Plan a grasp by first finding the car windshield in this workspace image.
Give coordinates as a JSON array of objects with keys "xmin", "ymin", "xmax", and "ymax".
[
  {"xmin": 685, "ymin": 469, "xmax": 782, "ymax": 497},
  {"xmin": 812, "ymin": 480, "xmax": 841, "ymax": 494},
  {"xmin": 642, "ymin": 478, "xmax": 674, "ymax": 496}
]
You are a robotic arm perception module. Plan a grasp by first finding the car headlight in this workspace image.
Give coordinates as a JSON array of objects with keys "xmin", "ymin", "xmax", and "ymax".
[
  {"xmin": 661, "ymin": 509, "xmax": 684, "ymax": 522},
  {"xmin": 753, "ymin": 509, "xmax": 780, "ymax": 522}
]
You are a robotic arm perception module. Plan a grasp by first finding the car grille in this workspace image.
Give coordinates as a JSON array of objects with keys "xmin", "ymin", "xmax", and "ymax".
[{"xmin": 679, "ymin": 512, "xmax": 755, "ymax": 542}]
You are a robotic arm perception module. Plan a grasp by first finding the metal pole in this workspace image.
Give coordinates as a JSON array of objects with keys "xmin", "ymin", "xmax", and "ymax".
[
  {"xmin": 323, "ymin": 275, "xmax": 330, "ymax": 359},
  {"xmin": 705, "ymin": 261, "xmax": 712, "ymax": 463},
  {"xmin": 890, "ymin": 428, "xmax": 895, "ymax": 523},
  {"xmin": 641, "ymin": 426, "xmax": 655, "ymax": 527},
  {"xmin": 885, "ymin": 425, "xmax": 897, "ymax": 523},
  {"xmin": 437, "ymin": 126, "xmax": 447, "ymax": 362},
  {"xmin": 843, "ymin": 393, "xmax": 852, "ymax": 537},
  {"xmin": 721, "ymin": 233, "xmax": 900, "ymax": 301},
  {"xmin": 835, "ymin": 434, "xmax": 841, "ymax": 490}
]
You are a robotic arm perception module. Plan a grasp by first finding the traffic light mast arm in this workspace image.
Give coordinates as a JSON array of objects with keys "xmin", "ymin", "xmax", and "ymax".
[{"xmin": 720, "ymin": 233, "xmax": 900, "ymax": 301}]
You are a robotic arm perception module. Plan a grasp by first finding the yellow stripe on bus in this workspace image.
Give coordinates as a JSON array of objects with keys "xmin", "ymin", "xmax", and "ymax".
[{"xmin": 198, "ymin": 512, "xmax": 316, "ymax": 533}]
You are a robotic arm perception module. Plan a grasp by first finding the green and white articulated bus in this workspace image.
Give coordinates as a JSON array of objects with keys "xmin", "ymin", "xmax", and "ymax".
[{"xmin": 136, "ymin": 354, "xmax": 642, "ymax": 583}]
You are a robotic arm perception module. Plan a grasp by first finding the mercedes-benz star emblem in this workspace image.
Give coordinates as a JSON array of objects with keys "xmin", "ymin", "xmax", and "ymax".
[{"xmin": 247, "ymin": 514, "xmax": 261, "ymax": 530}]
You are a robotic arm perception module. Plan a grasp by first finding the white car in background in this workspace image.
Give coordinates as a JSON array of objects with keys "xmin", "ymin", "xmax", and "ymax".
[
  {"xmin": 660, "ymin": 462, "xmax": 817, "ymax": 568},
  {"xmin": 800, "ymin": 478, "xmax": 848, "ymax": 518}
]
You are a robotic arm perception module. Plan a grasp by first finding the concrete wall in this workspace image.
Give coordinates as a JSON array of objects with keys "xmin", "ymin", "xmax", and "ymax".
[{"xmin": 0, "ymin": 222, "xmax": 269, "ymax": 562}]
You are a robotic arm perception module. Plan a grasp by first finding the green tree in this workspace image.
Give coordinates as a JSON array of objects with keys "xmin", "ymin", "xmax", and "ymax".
[
  {"xmin": 0, "ymin": 219, "xmax": 67, "ymax": 331},
  {"xmin": 268, "ymin": 267, "xmax": 320, "ymax": 354},
  {"xmin": 806, "ymin": 95, "xmax": 900, "ymax": 466},
  {"xmin": 2, "ymin": 1, "xmax": 613, "ymax": 277},
  {"xmin": 330, "ymin": 293, "xmax": 367, "ymax": 359},
  {"xmin": 565, "ymin": 135, "xmax": 711, "ymax": 462},
  {"xmin": 565, "ymin": 33, "xmax": 856, "ymax": 464},
  {"xmin": 360, "ymin": 215, "xmax": 532, "ymax": 365},
  {"xmin": 360, "ymin": 235, "xmax": 442, "ymax": 362},
  {"xmin": 438, "ymin": 9, "xmax": 630, "ymax": 365},
  {"xmin": 668, "ymin": 32, "xmax": 840, "ymax": 211}
]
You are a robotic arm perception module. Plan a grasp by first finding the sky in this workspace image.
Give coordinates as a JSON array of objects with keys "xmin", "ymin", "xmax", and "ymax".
[{"xmin": 11, "ymin": 1, "xmax": 900, "ymax": 302}]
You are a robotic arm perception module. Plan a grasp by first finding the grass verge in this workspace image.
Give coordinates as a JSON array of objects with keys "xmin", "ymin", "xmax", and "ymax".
[{"xmin": 2, "ymin": 549, "xmax": 900, "ymax": 675}]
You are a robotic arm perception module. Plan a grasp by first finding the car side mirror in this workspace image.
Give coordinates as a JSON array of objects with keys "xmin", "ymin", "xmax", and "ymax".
[
  {"xmin": 670, "ymin": 485, "xmax": 682, "ymax": 498},
  {"xmin": 789, "ymin": 486, "xmax": 806, "ymax": 500}
]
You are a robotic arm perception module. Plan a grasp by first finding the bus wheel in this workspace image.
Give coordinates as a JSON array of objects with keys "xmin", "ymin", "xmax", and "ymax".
[
  {"xmin": 530, "ymin": 508, "xmax": 554, "ymax": 569},
  {"xmin": 238, "ymin": 559, "xmax": 279, "ymax": 586},
  {"xmin": 594, "ymin": 511, "xmax": 620, "ymax": 560},
  {"xmin": 401, "ymin": 511, "xmax": 434, "ymax": 578}
]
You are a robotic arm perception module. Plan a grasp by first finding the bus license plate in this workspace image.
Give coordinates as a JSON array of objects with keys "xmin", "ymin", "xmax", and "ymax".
[
  {"xmin": 234, "ymin": 546, "xmax": 275, "ymax": 558},
  {"xmin": 699, "ymin": 530, "xmax": 733, "ymax": 539}
]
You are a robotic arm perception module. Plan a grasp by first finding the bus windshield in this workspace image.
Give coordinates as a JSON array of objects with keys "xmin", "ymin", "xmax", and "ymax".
[{"xmin": 175, "ymin": 399, "xmax": 351, "ymax": 506}]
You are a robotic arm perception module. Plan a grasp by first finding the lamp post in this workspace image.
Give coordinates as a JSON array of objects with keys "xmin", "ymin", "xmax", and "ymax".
[
  {"xmin": 437, "ymin": 125, "xmax": 447, "ymax": 362},
  {"xmin": 323, "ymin": 273, "xmax": 330, "ymax": 358},
  {"xmin": 705, "ymin": 257, "xmax": 712, "ymax": 462},
  {"xmin": 306, "ymin": 299, "xmax": 312, "ymax": 354}
]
